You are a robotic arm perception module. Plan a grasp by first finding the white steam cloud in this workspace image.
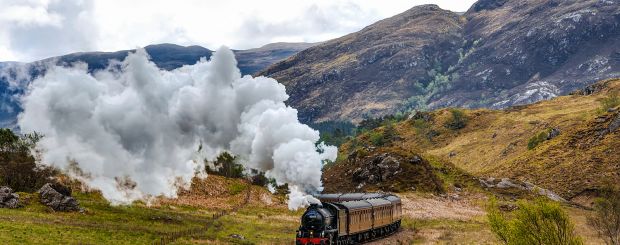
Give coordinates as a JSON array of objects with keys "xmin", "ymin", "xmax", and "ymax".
[{"xmin": 17, "ymin": 47, "xmax": 337, "ymax": 210}]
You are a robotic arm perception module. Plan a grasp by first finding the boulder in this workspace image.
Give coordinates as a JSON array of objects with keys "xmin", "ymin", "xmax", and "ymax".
[
  {"xmin": 38, "ymin": 183, "xmax": 81, "ymax": 212},
  {"xmin": 0, "ymin": 186, "xmax": 20, "ymax": 209},
  {"xmin": 546, "ymin": 128, "xmax": 561, "ymax": 140},
  {"xmin": 608, "ymin": 113, "xmax": 620, "ymax": 132}
]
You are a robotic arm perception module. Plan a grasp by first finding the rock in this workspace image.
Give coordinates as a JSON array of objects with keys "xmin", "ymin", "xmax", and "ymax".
[
  {"xmin": 38, "ymin": 183, "xmax": 81, "ymax": 212},
  {"xmin": 496, "ymin": 178, "xmax": 526, "ymax": 189},
  {"xmin": 0, "ymin": 186, "xmax": 20, "ymax": 209},
  {"xmin": 608, "ymin": 113, "xmax": 620, "ymax": 132},
  {"xmin": 449, "ymin": 151, "xmax": 457, "ymax": 157},
  {"xmin": 352, "ymin": 154, "xmax": 402, "ymax": 184},
  {"xmin": 409, "ymin": 155, "xmax": 423, "ymax": 164},
  {"xmin": 499, "ymin": 203, "xmax": 518, "ymax": 211},
  {"xmin": 546, "ymin": 128, "xmax": 561, "ymax": 140}
]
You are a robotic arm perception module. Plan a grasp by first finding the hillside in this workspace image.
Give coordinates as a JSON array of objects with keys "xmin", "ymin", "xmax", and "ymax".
[
  {"xmin": 260, "ymin": 0, "xmax": 620, "ymax": 123},
  {"xmin": 324, "ymin": 78, "xmax": 620, "ymax": 205}
]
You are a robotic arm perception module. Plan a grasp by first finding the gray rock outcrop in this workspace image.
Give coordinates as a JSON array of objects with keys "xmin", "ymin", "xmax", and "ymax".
[
  {"xmin": 0, "ymin": 186, "xmax": 20, "ymax": 208},
  {"xmin": 38, "ymin": 183, "xmax": 81, "ymax": 212}
]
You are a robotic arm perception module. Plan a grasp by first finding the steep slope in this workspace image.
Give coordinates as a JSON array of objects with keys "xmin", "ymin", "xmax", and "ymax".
[
  {"xmin": 326, "ymin": 78, "xmax": 620, "ymax": 203},
  {"xmin": 260, "ymin": 5, "xmax": 465, "ymax": 123},
  {"xmin": 441, "ymin": 0, "xmax": 620, "ymax": 108},
  {"xmin": 260, "ymin": 0, "xmax": 620, "ymax": 123}
]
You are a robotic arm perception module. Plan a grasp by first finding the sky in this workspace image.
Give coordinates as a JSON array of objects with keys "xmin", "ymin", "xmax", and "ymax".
[{"xmin": 0, "ymin": 0, "xmax": 477, "ymax": 62}]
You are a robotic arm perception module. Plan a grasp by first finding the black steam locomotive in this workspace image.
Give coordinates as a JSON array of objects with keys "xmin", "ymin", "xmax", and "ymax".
[{"xmin": 296, "ymin": 193, "xmax": 402, "ymax": 245}]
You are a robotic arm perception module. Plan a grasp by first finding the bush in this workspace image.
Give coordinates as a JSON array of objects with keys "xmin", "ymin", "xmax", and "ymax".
[
  {"xmin": 488, "ymin": 198, "xmax": 583, "ymax": 245},
  {"xmin": 0, "ymin": 128, "xmax": 57, "ymax": 192},
  {"xmin": 367, "ymin": 122, "xmax": 397, "ymax": 147},
  {"xmin": 444, "ymin": 109, "xmax": 468, "ymax": 130},
  {"xmin": 368, "ymin": 130, "xmax": 386, "ymax": 147},
  {"xmin": 206, "ymin": 152, "xmax": 245, "ymax": 178},
  {"xmin": 528, "ymin": 129, "xmax": 553, "ymax": 150},
  {"xmin": 588, "ymin": 189, "xmax": 620, "ymax": 245},
  {"xmin": 600, "ymin": 94, "xmax": 620, "ymax": 113}
]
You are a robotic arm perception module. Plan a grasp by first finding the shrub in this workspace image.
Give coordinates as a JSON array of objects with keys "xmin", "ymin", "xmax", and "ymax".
[
  {"xmin": 206, "ymin": 152, "xmax": 245, "ymax": 178},
  {"xmin": 367, "ymin": 122, "xmax": 397, "ymax": 147},
  {"xmin": 528, "ymin": 129, "xmax": 554, "ymax": 150},
  {"xmin": 0, "ymin": 128, "xmax": 57, "ymax": 192},
  {"xmin": 588, "ymin": 189, "xmax": 620, "ymax": 245},
  {"xmin": 444, "ymin": 109, "xmax": 468, "ymax": 130},
  {"xmin": 368, "ymin": 130, "xmax": 385, "ymax": 146},
  {"xmin": 600, "ymin": 94, "xmax": 620, "ymax": 113},
  {"xmin": 487, "ymin": 198, "xmax": 583, "ymax": 245}
]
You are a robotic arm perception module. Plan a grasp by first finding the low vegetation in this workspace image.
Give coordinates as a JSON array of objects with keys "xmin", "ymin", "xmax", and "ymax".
[
  {"xmin": 588, "ymin": 189, "xmax": 620, "ymax": 245},
  {"xmin": 527, "ymin": 128, "xmax": 551, "ymax": 150},
  {"xmin": 599, "ymin": 93, "xmax": 620, "ymax": 113},
  {"xmin": 488, "ymin": 198, "xmax": 583, "ymax": 245},
  {"xmin": 443, "ymin": 108, "xmax": 468, "ymax": 130}
]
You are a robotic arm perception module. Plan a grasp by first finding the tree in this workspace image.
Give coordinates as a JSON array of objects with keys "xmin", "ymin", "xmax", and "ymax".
[
  {"xmin": 206, "ymin": 152, "xmax": 244, "ymax": 178},
  {"xmin": 0, "ymin": 128, "xmax": 57, "ymax": 192},
  {"xmin": 488, "ymin": 198, "xmax": 583, "ymax": 245},
  {"xmin": 588, "ymin": 189, "xmax": 620, "ymax": 245}
]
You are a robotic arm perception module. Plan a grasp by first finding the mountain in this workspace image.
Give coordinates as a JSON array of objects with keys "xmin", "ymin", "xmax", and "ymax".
[
  {"xmin": 259, "ymin": 1, "xmax": 620, "ymax": 123},
  {"xmin": 325, "ymin": 78, "xmax": 620, "ymax": 205},
  {"xmin": 0, "ymin": 42, "xmax": 315, "ymax": 128},
  {"xmin": 234, "ymin": 42, "xmax": 317, "ymax": 75}
]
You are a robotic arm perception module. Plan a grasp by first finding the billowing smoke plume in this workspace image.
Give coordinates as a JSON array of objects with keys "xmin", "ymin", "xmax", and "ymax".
[{"xmin": 18, "ymin": 47, "xmax": 337, "ymax": 210}]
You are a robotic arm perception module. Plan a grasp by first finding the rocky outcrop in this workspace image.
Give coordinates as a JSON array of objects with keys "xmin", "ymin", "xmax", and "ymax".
[
  {"xmin": 323, "ymin": 149, "xmax": 445, "ymax": 193},
  {"xmin": 38, "ymin": 183, "xmax": 81, "ymax": 212},
  {"xmin": 351, "ymin": 153, "xmax": 402, "ymax": 184},
  {"xmin": 479, "ymin": 177, "xmax": 566, "ymax": 202},
  {"xmin": 0, "ymin": 186, "xmax": 20, "ymax": 209}
]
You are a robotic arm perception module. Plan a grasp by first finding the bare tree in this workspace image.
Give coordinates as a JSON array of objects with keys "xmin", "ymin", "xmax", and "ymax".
[{"xmin": 588, "ymin": 190, "xmax": 620, "ymax": 245}]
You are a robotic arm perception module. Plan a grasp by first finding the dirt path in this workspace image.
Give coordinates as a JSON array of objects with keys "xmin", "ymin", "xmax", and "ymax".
[
  {"xmin": 366, "ymin": 192, "xmax": 491, "ymax": 244},
  {"xmin": 400, "ymin": 193, "xmax": 486, "ymax": 220}
]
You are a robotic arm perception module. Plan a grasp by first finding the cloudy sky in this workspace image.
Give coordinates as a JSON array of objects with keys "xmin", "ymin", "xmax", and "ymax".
[{"xmin": 0, "ymin": 0, "xmax": 476, "ymax": 62}]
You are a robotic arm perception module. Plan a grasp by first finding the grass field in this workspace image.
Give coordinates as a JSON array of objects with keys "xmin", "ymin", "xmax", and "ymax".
[{"xmin": 0, "ymin": 177, "xmax": 303, "ymax": 245}]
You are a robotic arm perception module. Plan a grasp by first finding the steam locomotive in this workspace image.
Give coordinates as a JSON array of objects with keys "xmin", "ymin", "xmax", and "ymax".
[{"xmin": 296, "ymin": 193, "xmax": 402, "ymax": 245}]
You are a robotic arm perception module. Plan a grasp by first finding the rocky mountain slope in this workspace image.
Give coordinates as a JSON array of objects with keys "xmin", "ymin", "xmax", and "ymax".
[
  {"xmin": 0, "ymin": 42, "xmax": 314, "ymax": 128},
  {"xmin": 324, "ymin": 78, "xmax": 620, "ymax": 205},
  {"xmin": 259, "ymin": 0, "xmax": 620, "ymax": 123}
]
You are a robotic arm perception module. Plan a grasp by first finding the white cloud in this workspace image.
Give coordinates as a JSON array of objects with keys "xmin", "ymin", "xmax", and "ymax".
[{"xmin": 0, "ymin": 0, "xmax": 477, "ymax": 62}]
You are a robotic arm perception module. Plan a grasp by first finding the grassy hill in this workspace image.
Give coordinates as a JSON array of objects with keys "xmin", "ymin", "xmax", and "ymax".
[
  {"xmin": 0, "ymin": 175, "xmax": 301, "ymax": 244},
  {"xmin": 326, "ymin": 78, "xmax": 620, "ymax": 205}
]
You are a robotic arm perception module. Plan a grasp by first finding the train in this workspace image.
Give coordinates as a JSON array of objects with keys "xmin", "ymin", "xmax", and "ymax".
[{"xmin": 295, "ymin": 193, "xmax": 402, "ymax": 245}]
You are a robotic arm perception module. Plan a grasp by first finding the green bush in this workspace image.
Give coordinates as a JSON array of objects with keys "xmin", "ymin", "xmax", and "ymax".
[
  {"xmin": 487, "ymin": 198, "xmax": 583, "ymax": 245},
  {"xmin": 368, "ymin": 130, "xmax": 385, "ymax": 146},
  {"xmin": 444, "ymin": 109, "xmax": 468, "ymax": 130},
  {"xmin": 588, "ymin": 189, "xmax": 620, "ymax": 245},
  {"xmin": 367, "ymin": 122, "xmax": 397, "ymax": 147},
  {"xmin": 528, "ymin": 129, "xmax": 551, "ymax": 150},
  {"xmin": 206, "ymin": 152, "xmax": 245, "ymax": 178}
]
